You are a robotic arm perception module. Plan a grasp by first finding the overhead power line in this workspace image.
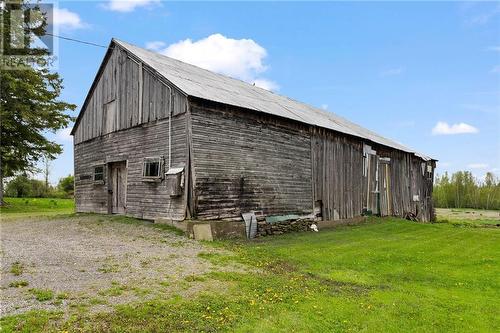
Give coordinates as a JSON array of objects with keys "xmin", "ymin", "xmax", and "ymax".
[{"xmin": 44, "ymin": 33, "xmax": 109, "ymax": 49}]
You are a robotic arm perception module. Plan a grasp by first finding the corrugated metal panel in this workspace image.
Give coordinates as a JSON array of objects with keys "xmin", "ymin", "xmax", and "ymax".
[{"xmin": 113, "ymin": 39, "xmax": 433, "ymax": 160}]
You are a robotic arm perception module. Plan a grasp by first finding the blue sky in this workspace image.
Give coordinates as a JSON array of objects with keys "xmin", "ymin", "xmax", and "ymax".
[{"xmin": 42, "ymin": 1, "xmax": 499, "ymax": 184}]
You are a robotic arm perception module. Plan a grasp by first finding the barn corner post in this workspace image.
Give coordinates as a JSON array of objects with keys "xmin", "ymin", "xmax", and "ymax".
[{"xmin": 184, "ymin": 98, "xmax": 195, "ymax": 220}]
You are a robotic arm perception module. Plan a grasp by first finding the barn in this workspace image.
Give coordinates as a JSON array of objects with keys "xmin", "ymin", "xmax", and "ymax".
[{"xmin": 71, "ymin": 38, "xmax": 436, "ymax": 237}]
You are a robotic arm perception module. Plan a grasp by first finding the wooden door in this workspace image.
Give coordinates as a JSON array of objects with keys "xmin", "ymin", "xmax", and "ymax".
[
  {"xmin": 109, "ymin": 162, "xmax": 127, "ymax": 214},
  {"xmin": 366, "ymin": 154, "xmax": 379, "ymax": 215},
  {"xmin": 378, "ymin": 161, "xmax": 392, "ymax": 216}
]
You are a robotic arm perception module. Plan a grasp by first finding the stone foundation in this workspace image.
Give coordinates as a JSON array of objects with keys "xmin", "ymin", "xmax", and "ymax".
[
  {"xmin": 157, "ymin": 216, "xmax": 368, "ymax": 239},
  {"xmin": 256, "ymin": 219, "xmax": 315, "ymax": 237}
]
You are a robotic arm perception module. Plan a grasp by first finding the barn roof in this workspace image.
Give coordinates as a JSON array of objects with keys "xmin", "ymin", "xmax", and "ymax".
[{"xmin": 76, "ymin": 38, "xmax": 433, "ymax": 160}]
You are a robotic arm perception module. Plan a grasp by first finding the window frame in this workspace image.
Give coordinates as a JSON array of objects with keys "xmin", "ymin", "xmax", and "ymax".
[
  {"xmin": 142, "ymin": 156, "xmax": 163, "ymax": 180},
  {"xmin": 93, "ymin": 165, "xmax": 105, "ymax": 183}
]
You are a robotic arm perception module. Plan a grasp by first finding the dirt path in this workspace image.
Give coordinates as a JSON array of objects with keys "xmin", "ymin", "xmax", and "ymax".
[{"xmin": 0, "ymin": 215, "xmax": 230, "ymax": 316}]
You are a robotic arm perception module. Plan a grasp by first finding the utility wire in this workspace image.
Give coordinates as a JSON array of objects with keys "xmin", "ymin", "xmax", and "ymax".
[{"xmin": 44, "ymin": 33, "xmax": 109, "ymax": 49}]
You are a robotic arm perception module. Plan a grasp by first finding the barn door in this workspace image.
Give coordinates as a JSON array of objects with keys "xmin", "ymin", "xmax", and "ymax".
[
  {"xmin": 378, "ymin": 159, "xmax": 392, "ymax": 216},
  {"xmin": 109, "ymin": 161, "xmax": 127, "ymax": 214},
  {"xmin": 366, "ymin": 154, "xmax": 379, "ymax": 215}
]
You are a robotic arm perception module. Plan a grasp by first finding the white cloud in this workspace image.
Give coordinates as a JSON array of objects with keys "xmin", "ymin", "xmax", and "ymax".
[
  {"xmin": 53, "ymin": 8, "xmax": 86, "ymax": 29},
  {"xmin": 468, "ymin": 163, "xmax": 489, "ymax": 169},
  {"xmin": 162, "ymin": 34, "xmax": 267, "ymax": 81},
  {"xmin": 320, "ymin": 104, "xmax": 328, "ymax": 110},
  {"xmin": 380, "ymin": 67, "xmax": 404, "ymax": 77},
  {"xmin": 154, "ymin": 33, "xmax": 279, "ymax": 91},
  {"xmin": 431, "ymin": 121, "xmax": 479, "ymax": 135},
  {"xmin": 56, "ymin": 127, "xmax": 72, "ymax": 142},
  {"xmin": 105, "ymin": 0, "xmax": 160, "ymax": 13},
  {"xmin": 145, "ymin": 41, "xmax": 166, "ymax": 51}
]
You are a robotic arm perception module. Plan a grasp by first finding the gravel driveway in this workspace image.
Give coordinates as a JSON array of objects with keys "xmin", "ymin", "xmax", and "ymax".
[{"xmin": 0, "ymin": 215, "xmax": 228, "ymax": 316}]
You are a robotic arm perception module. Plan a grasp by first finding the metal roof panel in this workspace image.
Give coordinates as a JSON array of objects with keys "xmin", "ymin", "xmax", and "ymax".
[{"xmin": 114, "ymin": 39, "xmax": 433, "ymax": 160}]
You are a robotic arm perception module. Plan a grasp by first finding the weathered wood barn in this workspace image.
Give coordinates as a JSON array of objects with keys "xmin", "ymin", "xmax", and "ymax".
[{"xmin": 72, "ymin": 38, "xmax": 436, "ymax": 234}]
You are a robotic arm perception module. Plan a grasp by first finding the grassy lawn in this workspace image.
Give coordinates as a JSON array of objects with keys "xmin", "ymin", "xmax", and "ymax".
[
  {"xmin": 0, "ymin": 197, "xmax": 75, "ymax": 219},
  {"xmin": 1, "ymin": 216, "xmax": 499, "ymax": 332}
]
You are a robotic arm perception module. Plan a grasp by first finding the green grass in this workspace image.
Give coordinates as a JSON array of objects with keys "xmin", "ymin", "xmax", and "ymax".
[
  {"xmin": 29, "ymin": 289, "xmax": 54, "ymax": 302},
  {"xmin": 0, "ymin": 198, "xmax": 74, "ymax": 219},
  {"xmin": 9, "ymin": 280, "xmax": 29, "ymax": 288},
  {"xmin": 97, "ymin": 282, "xmax": 128, "ymax": 297},
  {"xmin": 436, "ymin": 218, "xmax": 500, "ymax": 227},
  {"xmin": 56, "ymin": 293, "xmax": 69, "ymax": 300},
  {"xmin": 228, "ymin": 219, "xmax": 500, "ymax": 332},
  {"xmin": 1, "ymin": 217, "xmax": 499, "ymax": 332},
  {"xmin": 97, "ymin": 262, "xmax": 121, "ymax": 274},
  {"xmin": 10, "ymin": 262, "xmax": 24, "ymax": 276}
]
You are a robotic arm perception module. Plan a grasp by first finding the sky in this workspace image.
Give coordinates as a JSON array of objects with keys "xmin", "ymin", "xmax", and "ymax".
[{"xmin": 38, "ymin": 0, "xmax": 499, "ymax": 184}]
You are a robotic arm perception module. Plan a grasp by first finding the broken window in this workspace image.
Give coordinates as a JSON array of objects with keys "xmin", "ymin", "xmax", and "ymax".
[
  {"xmin": 143, "ymin": 157, "xmax": 162, "ymax": 178},
  {"xmin": 426, "ymin": 164, "xmax": 433, "ymax": 180},
  {"xmin": 94, "ymin": 165, "xmax": 104, "ymax": 181}
]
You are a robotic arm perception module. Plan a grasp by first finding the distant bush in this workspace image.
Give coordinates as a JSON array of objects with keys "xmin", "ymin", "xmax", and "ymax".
[
  {"xmin": 5, "ymin": 175, "xmax": 47, "ymax": 198},
  {"xmin": 4, "ymin": 174, "xmax": 74, "ymax": 199},
  {"xmin": 57, "ymin": 175, "xmax": 74, "ymax": 198},
  {"xmin": 433, "ymin": 171, "xmax": 500, "ymax": 210}
]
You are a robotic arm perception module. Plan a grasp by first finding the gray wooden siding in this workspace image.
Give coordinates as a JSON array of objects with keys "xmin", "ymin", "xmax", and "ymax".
[
  {"xmin": 188, "ymin": 99, "xmax": 434, "ymax": 222},
  {"xmin": 311, "ymin": 128, "xmax": 364, "ymax": 220},
  {"xmin": 374, "ymin": 147, "xmax": 435, "ymax": 222},
  {"xmin": 189, "ymin": 100, "xmax": 313, "ymax": 220},
  {"xmin": 73, "ymin": 46, "xmax": 186, "ymax": 144},
  {"xmin": 74, "ymin": 114, "xmax": 187, "ymax": 220}
]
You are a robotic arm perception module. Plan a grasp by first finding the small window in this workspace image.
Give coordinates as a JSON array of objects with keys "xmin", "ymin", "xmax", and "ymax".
[
  {"xmin": 94, "ymin": 166, "xmax": 104, "ymax": 181},
  {"xmin": 143, "ymin": 157, "xmax": 162, "ymax": 178},
  {"xmin": 426, "ymin": 164, "xmax": 433, "ymax": 180}
]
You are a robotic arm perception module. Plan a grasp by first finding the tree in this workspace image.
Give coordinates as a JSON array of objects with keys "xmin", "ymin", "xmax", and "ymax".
[
  {"xmin": 483, "ymin": 172, "xmax": 498, "ymax": 210},
  {"xmin": 0, "ymin": 1, "xmax": 76, "ymax": 204},
  {"xmin": 4, "ymin": 174, "xmax": 32, "ymax": 197},
  {"xmin": 4, "ymin": 174, "xmax": 48, "ymax": 198},
  {"xmin": 57, "ymin": 175, "xmax": 74, "ymax": 197},
  {"xmin": 433, "ymin": 170, "xmax": 500, "ymax": 210},
  {"xmin": 43, "ymin": 154, "xmax": 53, "ymax": 192}
]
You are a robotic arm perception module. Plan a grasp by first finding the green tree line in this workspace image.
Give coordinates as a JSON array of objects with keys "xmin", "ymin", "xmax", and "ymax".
[
  {"xmin": 4, "ymin": 174, "xmax": 74, "ymax": 199},
  {"xmin": 433, "ymin": 171, "xmax": 500, "ymax": 210}
]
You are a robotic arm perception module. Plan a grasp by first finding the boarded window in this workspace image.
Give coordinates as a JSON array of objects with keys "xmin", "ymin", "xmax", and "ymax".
[
  {"xmin": 143, "ymin": 157, "xmax": 161, "ymax": 178},
  {"xmin": 94, "ymin": 166, "xmax": 104, "ymax": 181},
  {"xmin": 103, "ymin": 100, "xmax": 117, "ymax": 134}
]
